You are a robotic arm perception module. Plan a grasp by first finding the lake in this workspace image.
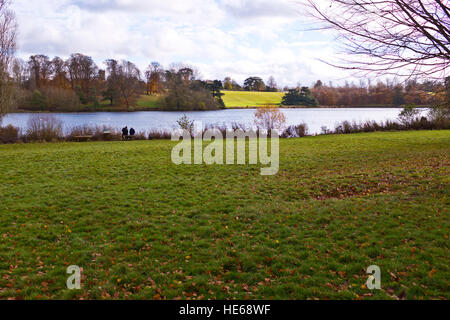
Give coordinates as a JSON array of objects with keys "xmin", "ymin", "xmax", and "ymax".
[{"xmin": 2, "ymin": 108, "xmax": 405, "ymax": 135}]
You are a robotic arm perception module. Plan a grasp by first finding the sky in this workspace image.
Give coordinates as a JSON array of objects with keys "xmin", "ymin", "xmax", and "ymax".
[{"xmin": 11, "ymin": 0, "xmax": 353, "ymax": 87}]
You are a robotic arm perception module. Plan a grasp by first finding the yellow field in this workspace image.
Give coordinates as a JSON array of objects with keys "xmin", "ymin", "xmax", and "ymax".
[{"xmin": 222, "ymin": 91, "xmax": 284, "ymax": 108}]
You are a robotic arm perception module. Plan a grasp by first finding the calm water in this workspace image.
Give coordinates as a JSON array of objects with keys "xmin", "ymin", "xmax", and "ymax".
[{"xmin": 2, "ymin": 108, "xmax": 404, "ymax": 135}]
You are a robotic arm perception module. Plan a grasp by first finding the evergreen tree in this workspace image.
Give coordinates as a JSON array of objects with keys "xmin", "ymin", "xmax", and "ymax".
[{"xmin": 282, "ymin": 87, "xmax": 319, "ymax": 106}]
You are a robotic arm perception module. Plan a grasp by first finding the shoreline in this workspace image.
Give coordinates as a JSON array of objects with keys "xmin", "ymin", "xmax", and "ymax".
[{"xmin": 11, "ymin": 105, "xmax": 407, "ymax": 114}]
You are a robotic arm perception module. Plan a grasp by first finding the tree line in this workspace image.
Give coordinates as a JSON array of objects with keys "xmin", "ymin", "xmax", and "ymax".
[
  {"xmin": 309, "ymin": 79, "xmax": 449, "ymax": 107},
  {"xmin": 7, "ymin": 52, "xmax": 450, "ymax": 113},
  {"xmin": 223, "ymin": 76, "xmax": 449, "ymax": 107},
  {"xmin": 9, "ymin": 54, "xmax": 229, "ymax": 112}
]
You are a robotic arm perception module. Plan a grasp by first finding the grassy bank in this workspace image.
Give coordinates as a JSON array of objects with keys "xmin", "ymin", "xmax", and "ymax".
[
  {"xmin": 222, "ymin": 91, "xmax": 285, "ymax": 108},
  {"xmin": 0, "ymin": 131, "xmax": 448, "ymax": 300}
]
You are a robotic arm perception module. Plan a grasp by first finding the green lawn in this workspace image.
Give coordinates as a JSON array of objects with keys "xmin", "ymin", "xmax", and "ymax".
[
  {"xmin": 136, "ymin": 95, "xmax": 165, "ymax": 109},
  {"xmin": 0, "ymin": 131, "xmax": 448, "ymax": 300},
  {"xmin": 83, "ymin": 95, "xmax": 165, "ymax": 111},
  {"xmin": 135, "ymin": 91, "xmax": 285, "ymax": 109},
  {"xmin": 222, "ymin": 91, "xmax": 285, "ymax": 108}
]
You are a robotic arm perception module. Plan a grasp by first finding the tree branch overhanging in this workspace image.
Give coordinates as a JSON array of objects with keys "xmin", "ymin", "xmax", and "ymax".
[{"xmin": 305, "ymin": 0, "xmax": 450, "ymax": 79}]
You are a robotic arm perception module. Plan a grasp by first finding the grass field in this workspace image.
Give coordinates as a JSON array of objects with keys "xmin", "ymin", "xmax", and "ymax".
[
  {"xmin": 222, "ymin": 91, "xmax": 284, "ymax": 108},
  {"xmin": 136, "ymin": 95, "xmax": 165, "ymax": 109},
  {"xmin": 136, "ymin": 91, "xmax": 285, "ymax": 109},
  {"xmin": 0, "ymin": 131, "xmax": 448, "ymax": 300}
]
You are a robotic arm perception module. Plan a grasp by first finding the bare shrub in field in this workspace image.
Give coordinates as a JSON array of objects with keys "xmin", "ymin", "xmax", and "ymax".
[
  {"xmin": 132, "ymin": 131, "xmax": 147, "ymax": 140},
  {"xmin": 24, "ymin": 115, "xmax": 63, "ymax": 142},
  {"xmin": 254, "ymin": 105, "xmax": 286, "ymax": 134},
  {"xmin": 428, "ymin": 105, "xmax": 450, "ymax": 124},
  {"xmin": 282, "ymin": 123, "xmax": 309, "ymax": 138},
  {"xmin": 66, "ymin": 125, "xmax": 122, "ymax": 141},
  {"xmin": 231, "ymin": 122, "xmax": 249, "ymax": 132},
  {"xmin": 203, "ymin": 123, "xmax": 228, "ymax": 138},
  {"xmin": 398, "ymin": 105, "xmax": 421, "ymax": 126},
  {"xmin": 331, "ymin": 117, "xmax": 449, "ymax": 135},
  {"xmin": 0, "ymin": 124, "xmax": 19, "ymax": 143},
  {"xmin": 148, "ymin": 129, "xmax": 172, "ymax": 140},
  {"xmin": 66, "ymin": 125, "xmax": 94, "ymax": 140}
]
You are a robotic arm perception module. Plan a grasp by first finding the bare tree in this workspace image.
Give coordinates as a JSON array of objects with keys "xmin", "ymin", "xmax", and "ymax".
[
  {"xmin": 305, "ymin": 0, "xmax": 450, "ymax": 79},
  {"xmin": 11, "ymin": 57, "xmax": 28, "ymax": 87},
  {"xmin": 116, "ymin": 60, "xmax": 141, "ymax": 110},
  {"xmin": 254, "ymin": 105, "xmax": 287, "ymax": 132},
  {"xmin": 28, "ymin": 55, "xmax": 52, "ymax": 89},
  {"xmin": 51, "ymin": 56, "xmax": 68, "ymax": 89},
  {"xmin": 67, "ymin": 53, "xmax": 98, "ymax": 97},
  {"xmin": 0, "ymin": 0, "xmax": 17, "ymax": 119},
  {"xmin": 267, "ymin": 76, "xmax": 278, "ymax": 92}
]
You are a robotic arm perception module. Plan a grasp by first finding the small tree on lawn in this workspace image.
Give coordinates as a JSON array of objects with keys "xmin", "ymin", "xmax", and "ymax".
[
  {"xmin": 398, "ymin": 104, "xmax": 420, "ymax": 126},
  {"xmin": 177, "ymin": 114, "xmax": 195, "ymax": 136},
  {"xmin": 254, "ymin": 105, "xmax": 286, "ymax": 134}
]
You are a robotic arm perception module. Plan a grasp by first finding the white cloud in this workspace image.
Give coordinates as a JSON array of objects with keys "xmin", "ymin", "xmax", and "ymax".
[{"xmin": 11, "ymin": 0, "xmax": 351, "ymax": 87}]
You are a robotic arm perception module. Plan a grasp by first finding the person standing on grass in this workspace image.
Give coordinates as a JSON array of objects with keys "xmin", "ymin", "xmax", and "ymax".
[
  {"xmin": 130, "ymin": 128, "xmax": 135, "ymax": 137},
  {"xmin": 122, "ymin": 126, "xmax": 128, "ymax": 140}
]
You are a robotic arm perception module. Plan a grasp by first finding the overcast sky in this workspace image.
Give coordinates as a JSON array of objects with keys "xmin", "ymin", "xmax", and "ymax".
[{"xmin": 11, "ymin": 0, "xmax": 352, "ymax": 87}]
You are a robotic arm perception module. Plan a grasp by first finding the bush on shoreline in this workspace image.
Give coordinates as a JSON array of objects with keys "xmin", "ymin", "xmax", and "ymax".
[
  {"xmin": 1, "ymin": 112, "xmax": 449, "ymax": 144},
  {"xmin": 66, "ymin": 125, "xmax": 123, "ymax": 142},
  {"xmin": 281, "ymin": 123, "xmax": 309, "ymax": 138},
  {"xmin": 0, "ymin": 125, "xmax": 20, "ymax": 144},
  {"xmin": 23, "ymin": 115, "xmax": 64, "ymax": 142}
]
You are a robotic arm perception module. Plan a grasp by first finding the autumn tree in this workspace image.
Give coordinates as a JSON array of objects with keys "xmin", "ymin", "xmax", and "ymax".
[
  {"xmin": 117, "ymin": 60, "xmax": 141, "ymax": 110},
  {"xmin": 104, "ymin": 59, "xmax": 141, "ymax": 110},
  {"xmin": 223, "ymin": 77, "xmax": 233, "ymax": 90},
  {"xmin": 254, "ymin": 105, "xmax": 287, "ymax": 133},
  {"xmin": 28, "ymin": 55, "xmax": 52, "ymax": 90},
  {"xmin": 51, "ymin": 57, "xmax": 69, "ymax": 89},
  {"xmin": 164, "ymin": 67, "xmax": 221, "ymax": 111},
  {"xmin": 145, "ymin": 62, "xmax": 164, "ymax": 95}
]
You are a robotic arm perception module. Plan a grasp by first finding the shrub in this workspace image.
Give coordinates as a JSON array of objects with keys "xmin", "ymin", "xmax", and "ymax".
[
  {"xmin": 254, "ymin": 105, "xmax": 286, "ymax": 133},
  {"xmin": 427, "ymin": 105, "xmax": 450, "ymax": 124},
  {"xmin": 42, "ymin": 87, "xmax": 81, "ymax": 111},
  {"xmin": 330, "ymin": 117, "xmax": 449, "ymax": 135},
  {"xmin": 321, "ymin": 126, "xmax": 331, "ymax": 135},
  {"xmin": 132, "ymin": 131, "xmax": 147, "ymax": 140},
  {"xmin": 398, "ymin": 105, "xmax": 420, "ymax": 126},
  {"xmin": 24, "ymin": 88, "xmax": 82, "ymax": 111},
  {"xmin": 231, "ymin": 122, "xmax": 249, "ymax": 132},
  {"xmin": 148, "ymin": 130, "xmax": 172, "ymax": 140},
  {"xmin": 24, "ymin": 115, "xmax": 63, "ymax": 142},
  {"xmin": 0, "ymin": 125, "xmax": 20, "ymax": 144},
  {"xmin": 164, "ymin": 70, "xmax": 221, "ymax": 111},
  {"xmin": 203, "ymin": 123, "xmax": 228, "ymax": 137},
  {"xmin": 282, "ymin": 123, "xmax": 309, "ymax": 138},
  {"xmin": 66, "ymin": 125, "xmax": 122, "ymax": 142},
  {"xmin": 177, "ymin": 114, "xmax": 195, "ymax": 135},
  {"xmin": 30, "ymin": 90, "xmax": 47, "ymax": 110}
]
